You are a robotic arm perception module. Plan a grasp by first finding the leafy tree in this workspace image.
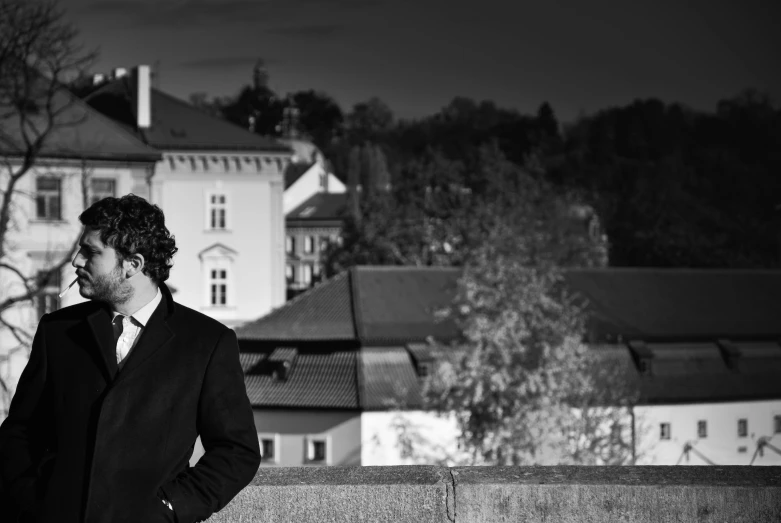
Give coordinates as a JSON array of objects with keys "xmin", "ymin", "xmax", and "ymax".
[
  {"xmin": 0, "ymin": 0, "xmax": 96, "ymax": 415},
  {"xmin": 327, "ymin": 144, "xmax": 606, "ymax": 274},
  {"xmin": 290, "ymin": 90, "xmax": 344, "ymax": 151},
  {"xmin": 424, "ymin": 258, "xmax": 639, "ymax": 465}
]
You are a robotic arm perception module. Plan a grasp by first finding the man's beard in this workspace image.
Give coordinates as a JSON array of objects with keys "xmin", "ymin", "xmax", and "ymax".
[{"xmin": 80, "ymin": 264, "xmax": 133, "ymax": 306}]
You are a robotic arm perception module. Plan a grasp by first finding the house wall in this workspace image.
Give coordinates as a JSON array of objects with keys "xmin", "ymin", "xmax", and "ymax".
[
  {"xmin": 285, "ymin": 224, "xmax": 340, "ymax": 295},
  {"xmin": 151, "ymin": 152, "xmax": 286, "ymax": 326},
  {"xmin": 635, "ymin": 400, "xmax": 781, "ymax": 466},
  {"xmin": 284, "ymin": 164, "xmax": 345, "ymax": 214},
  {"xmin": 361, "ymin": 410, "xmax": 465, "ymax": 466}
]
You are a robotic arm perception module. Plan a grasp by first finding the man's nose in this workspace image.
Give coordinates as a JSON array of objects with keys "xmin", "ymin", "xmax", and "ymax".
[{"xmin": 72, "ymin": 253, "xmax": 84, "ymax": 268}]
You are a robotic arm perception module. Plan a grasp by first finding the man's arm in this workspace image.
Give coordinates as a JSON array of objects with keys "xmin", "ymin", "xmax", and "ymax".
[
  {"xmin": 0, "ymin": 316, "xmax": 53, "ymax": 512},
  {"xmin": 159, "ymin": 328, "xmax": 260, "ymax": 522}
]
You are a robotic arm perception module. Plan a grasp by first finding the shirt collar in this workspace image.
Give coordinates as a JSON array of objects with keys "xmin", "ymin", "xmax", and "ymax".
[{"xmin": 112, "ymin": 288, "xmax": 162, "ymax": 327}]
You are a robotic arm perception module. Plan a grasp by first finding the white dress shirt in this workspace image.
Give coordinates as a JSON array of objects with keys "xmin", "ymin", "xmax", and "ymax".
[{"xmin": 112, "ymin": 288, "xmax": 162, "ymax": 371}]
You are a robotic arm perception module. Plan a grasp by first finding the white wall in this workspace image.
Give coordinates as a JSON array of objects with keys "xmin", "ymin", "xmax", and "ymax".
[
  {"xmin": 284, "ymin": 164, "xmax": 345, "ymax": 215},
  {"xmin": 636, "ymin": 400, "xmax": 781, "ymax": 466},
  {"xmin": 361, "ymin": 410, "xmax": 466, "ymax": 466},
  {"xmin": 151, "ymin": 152, "xmax": 287, "ymax": 326}
]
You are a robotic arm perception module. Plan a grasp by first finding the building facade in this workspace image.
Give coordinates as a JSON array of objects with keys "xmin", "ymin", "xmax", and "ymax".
[
  {"xmin": 285, "ymin": 192, "xmax": 347, "ymax": 299},
  {"xmin": 84, "ymin": 65, "xmax": 292, "ymax": 326}
]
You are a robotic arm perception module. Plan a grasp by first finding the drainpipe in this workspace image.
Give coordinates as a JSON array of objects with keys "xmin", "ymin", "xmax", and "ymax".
[{"xmin": 631, "ymin": 405, "xmax": 636, "ymax": 465}]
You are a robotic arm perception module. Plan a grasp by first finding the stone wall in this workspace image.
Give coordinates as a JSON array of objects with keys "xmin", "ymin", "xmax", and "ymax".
[{"xmin": 207, "ymin": 465, "xmax": 781, "ymax": 522}]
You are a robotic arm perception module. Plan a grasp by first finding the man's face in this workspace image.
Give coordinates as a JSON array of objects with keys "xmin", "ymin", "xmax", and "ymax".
[{"xmin": 72, "ymin": 227, "xmax": 133, "ymax": 306}]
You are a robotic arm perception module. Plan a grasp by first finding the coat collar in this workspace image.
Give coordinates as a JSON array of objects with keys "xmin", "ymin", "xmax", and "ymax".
[{"xmin": 85, "ymin": 282, "xmax": 177, "ymax": 383}]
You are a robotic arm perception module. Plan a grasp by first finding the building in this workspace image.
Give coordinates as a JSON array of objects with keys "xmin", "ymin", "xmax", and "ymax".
[
  {"xmin": 285, "ymin": 192, "xmax": 348, "ymax": 299},
  {"xmin": 0, "ymin": 81, "xmax": 162, "ymax": 416},
  {"xmin": 83, "ymin": 66, "xmax": 292, "ymax": 326},
  {"xmin": 231, "ymin": 266, "xmax": 781, "ymax": 467},
  {"xmin": 282, "ymin": 139, "xmax": 345, "ymax": 214}
]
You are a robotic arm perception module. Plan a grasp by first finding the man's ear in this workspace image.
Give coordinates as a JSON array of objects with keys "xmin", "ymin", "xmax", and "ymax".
[{"xmin": 125, "ymin": 253, "xmax": 146, "ymax": 278}]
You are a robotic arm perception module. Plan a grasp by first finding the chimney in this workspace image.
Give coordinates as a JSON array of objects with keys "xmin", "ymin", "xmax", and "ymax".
[
  {"xmin": 112, "ymin": 67, "xmax": 128, "ymax": 79},
  {"xmin": 134, "ymin": 65, "xmax": 151, "ymax": 129}
]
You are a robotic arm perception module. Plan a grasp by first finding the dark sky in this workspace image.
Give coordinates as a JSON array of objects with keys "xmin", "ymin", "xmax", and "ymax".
[{"xmin": 64, "ymin": 0, "xmax": 781, "ymax": 122}]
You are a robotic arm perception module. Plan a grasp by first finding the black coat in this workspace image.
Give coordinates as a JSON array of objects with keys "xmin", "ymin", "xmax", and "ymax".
[{"xmin": 0, "ymin": 284, "xmax": 261, "ymax": 523}]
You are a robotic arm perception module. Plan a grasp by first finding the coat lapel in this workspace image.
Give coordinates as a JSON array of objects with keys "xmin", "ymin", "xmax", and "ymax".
[
  {"xmin": 86, "ymin": 307, "xmax": 118, "ymax": 382},
  {"xmin": 113, "ymin": 298, "xmax": 175, "ymax": 383}
]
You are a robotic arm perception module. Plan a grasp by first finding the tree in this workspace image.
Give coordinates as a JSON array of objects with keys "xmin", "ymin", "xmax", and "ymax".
[
  {"xmin": 326, "ymin": 144, "xmax": 606, "ymax": 275},
  {"xmin": 0, "ymin": 0, "xmax": 96, "ymax": 416},
  {"xmin": 290, "ymin": 90, "xmax": 344, "ymax": 151},
  {"xmin": 419, "ymin": 195, "xmax": 637, "ymax": 466}
]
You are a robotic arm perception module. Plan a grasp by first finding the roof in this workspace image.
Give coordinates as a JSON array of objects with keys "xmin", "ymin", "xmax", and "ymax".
[
  {"xmin": 236, "ymin": 270, "xmax": 356, "ymax": 341},
  {"xmin": 237, "ymin": 266, "xmax": 781, "ymax": 409},
  {"xmin": 287, "ymin": 192, "xmax": 348, "ymax": 221},
  {"xmin": 242, "ymin": 349, "xmax": 360, "ymax": 409},
  {"xmin": 591, "ymin": 342, "xmax": 781, "ymax": 404},
  {"xmin": 0, "ymin": 80, "xmax": 160, "ymax": 162},
  {"xmin": 564, "ymin": 268, "xmax": 781, "ymax": 341},
  {"xmin": 234, "ymin": 266, "xmax": 459, "ymax": 344},
  {"xmin": 284, "ymin": 161, "xmax": 315, "ymax": 189},
  {"xmin": 83, "ymin": 77, "xmax": 291, "ymax": 153}
]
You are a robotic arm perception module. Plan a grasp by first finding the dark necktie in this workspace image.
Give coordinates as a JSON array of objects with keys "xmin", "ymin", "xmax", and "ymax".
[{"xmin": 112, "ymin": 315, "xmax": 124, "ymax": 347}]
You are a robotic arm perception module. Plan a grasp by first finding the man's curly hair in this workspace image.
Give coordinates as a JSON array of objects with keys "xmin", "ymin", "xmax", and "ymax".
[{"xmin": 79, "ymin": 194, "xmax": 178, "ymax": 283}]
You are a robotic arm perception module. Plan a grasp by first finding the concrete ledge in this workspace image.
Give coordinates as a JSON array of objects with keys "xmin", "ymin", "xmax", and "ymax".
[
  {"xmin": 207, "ymin": 466, "xmax": 453, "ymax": 523},
  {"xmin": 207, "ymin": 466, "xmax": 781, "ymax": 523}
]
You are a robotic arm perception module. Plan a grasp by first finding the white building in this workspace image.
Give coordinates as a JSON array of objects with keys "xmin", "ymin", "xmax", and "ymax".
[
  {"xmin": 281, "ymin": 138, "xmax": 345, "ymax": 215},
  {"xmin": 84, "ymin": 66, "xmax": 292, "ymax": 326}
]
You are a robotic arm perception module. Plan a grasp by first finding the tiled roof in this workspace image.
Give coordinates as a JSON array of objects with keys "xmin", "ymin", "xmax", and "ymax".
[
  {"xmin": 0, "ymin": 81, "xmax": 160, "ymax": 162},
  {"xmin": 284, "ymin": 162, "xmax": 314, "ymax": 189},
  {"xmin": 84, "ymin": 78, "xmax": 291, "ymax": 152},
  {"xmin": 359, "ymin": 347, "xmax": 423, "ymax": 410},
  {"xmin": 234, "ymin": 270, "xmax": 356, "ymax": 341},
  {"xmin": 244, "ymin": 348, "xmax": 359, "ymax": 409},
  {"xmin": 564, "ymin": 268, "xmax": 781, "ymax": 341},
  {"xmin": 287, "ymin": 192, "xmax": 348, "ymax": 221}
]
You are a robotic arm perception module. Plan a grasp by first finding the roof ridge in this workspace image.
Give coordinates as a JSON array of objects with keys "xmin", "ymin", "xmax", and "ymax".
[
  {"xmin": 566, "ymin": 267, "xmax": 781, "ymax": 274},
  {"xmin": 354, "ymin": 265, "xmax": 461, "ymax": 272}
]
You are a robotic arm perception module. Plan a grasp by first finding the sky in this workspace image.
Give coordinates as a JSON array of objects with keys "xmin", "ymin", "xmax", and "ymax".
[{"xmin": 62, "ymin": 0, "xmax": 781, "ymax": 122}]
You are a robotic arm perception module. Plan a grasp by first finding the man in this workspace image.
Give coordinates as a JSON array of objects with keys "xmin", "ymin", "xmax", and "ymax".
[{"xmin": 0, "ymin": 194, "xmax": 261, "ymax": 522}]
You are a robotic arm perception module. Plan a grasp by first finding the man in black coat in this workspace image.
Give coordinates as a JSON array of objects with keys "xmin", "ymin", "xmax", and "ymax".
[{"xmin": 0, "ymin": 194, "xmax": 261, "ymax": 522}]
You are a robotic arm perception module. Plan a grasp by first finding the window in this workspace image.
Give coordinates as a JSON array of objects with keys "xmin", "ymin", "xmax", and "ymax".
[
  {"xmin": 697, "ymin": 420, "xmax": 707, "ymax": 439},
  {"xmin": 285, "ymin": 235, "xmax": 296, "ymax": 255},
  {"xmin": 660, "ymin": 423, "xmax": 671, "ymax": 440},
  {"xmin": 301, "ymin": 263, "xmax": 313, "ymax": 286},
  {"xmin": 35, "ymin": 177, "xmax": 61, "ymax": 220},
  {"xmin": 89, "ymin": 178, "xmax": 116, "ymax": 206},
  {"xmin": 306, "ymin": 436, "xmax": 330, "ymax": 464},
  {"xmin": 35, "ymin": 269, "xmax": 60, "ymax": 319},
  {"xmin": 738, "ymin": 418, "xmax": 748, "ymax": 438},
  {"xmin": 258, "ymin": 433, "xmax": 280, "ymax": 464},
  {"xmin": 303, "ymin": 235, "xmax": 314, "ymax": 254},
  {"xmin": 319, "ymin": 236, "xmax": 330, "ymax": 252},
  {"xmin": 201, "ymin": 157, "xmax": 209, "ymax": 171},
  {"xmin": 285, "ymin": 264, "xmax": 294, "ymax": 284},
  {"xmin": 775, "ymin": 415, "xmax": 781, "ymax": 434},
  {"xmin": 207, "ymin": 194, "xmax": 227, "ymax": 230},
  {"xmin": 210, "ymin": 269, "xmax": 227, "ymax": 306},
  {"xmin": 261, "ymin": 438, "xmax": 275, "ymax": 460}
]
